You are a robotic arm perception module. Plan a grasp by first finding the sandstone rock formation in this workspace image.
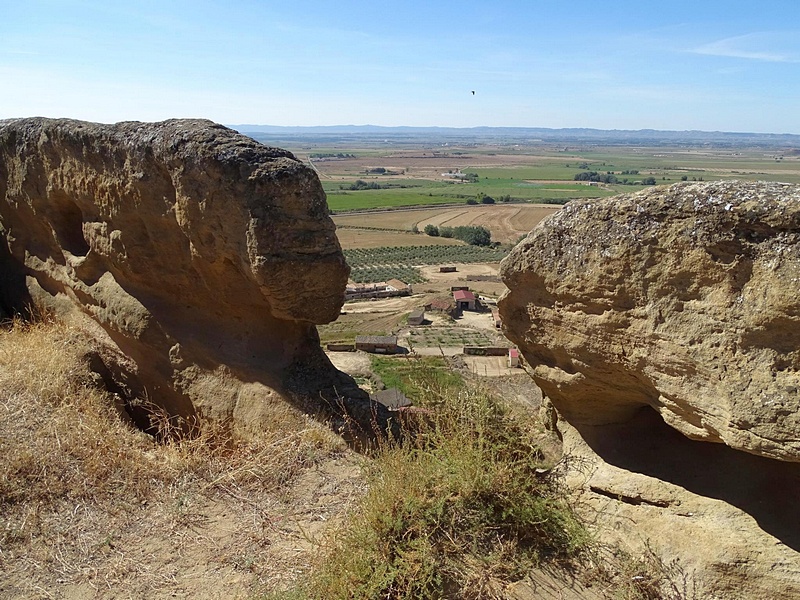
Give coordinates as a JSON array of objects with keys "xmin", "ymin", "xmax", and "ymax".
[
  {"xmin": 0, "ymin": 117, "xmax": 355, "ymax": 429},
  {"xmin": 500, "ymin": 180, "xmax": 800, "ymax": 462},
  {"xmin": 499, "ymin": 181, "xmax": 800, "ymax": 597}
]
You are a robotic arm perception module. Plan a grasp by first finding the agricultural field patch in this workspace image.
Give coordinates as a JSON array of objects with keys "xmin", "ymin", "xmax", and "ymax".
[
  {"xmin": 344, "ymin": 245, "xmax": 507, "ymax": 283},
  {"xmin": 335, "ymin": 228, "xmax": 466, "ymax": 249},
  {"xmin": 407, "ymin": 326, "xmax": 503, "ymax": 349},
  {"xmin": 349, "ymin": 265, "xmax": 425, "ymax": 284},
  {"xmin": 318, "ymin": 311, "xmax": 407, "ymax": 345},
  {"xmin": 414, "ymin": 204, "xmax": 559, "ymax": 243},
  {"xmin": 333, "ymin": 204, "xmax": 560, "ymax": 247},
  {"xmin": 344, "ymin": 245, "xmax": 508, "ymax": 269},
  {"xmin": 333, "ymin": 207, "xmax": 453, "ymax": 231}
]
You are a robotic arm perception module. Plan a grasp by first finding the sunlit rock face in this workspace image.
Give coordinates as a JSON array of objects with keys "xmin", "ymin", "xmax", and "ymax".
[
  {"xmin": 500, "ymin": 180, "xmax": 800, "ymax": 462},
  {"xmin": 0, "ymin": 117, "xmax": 350, "ymax": 427},
  {"xmin": 499, "ymin": 181, "xmax": 800, "ymax": 598}
]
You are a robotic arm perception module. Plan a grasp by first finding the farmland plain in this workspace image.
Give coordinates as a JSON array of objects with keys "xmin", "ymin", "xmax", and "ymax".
[{"xmin": 295, "ymin": 141, "xmax": 800, "ymax": 218}]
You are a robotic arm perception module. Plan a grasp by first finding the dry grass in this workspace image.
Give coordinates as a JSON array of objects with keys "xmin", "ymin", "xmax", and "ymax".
[{"xmin": 0, "ymin": 316, "xmax": 360, "ymax": 599}]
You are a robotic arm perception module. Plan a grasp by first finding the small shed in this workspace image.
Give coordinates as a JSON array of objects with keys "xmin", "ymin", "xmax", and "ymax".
[
  {"xmin": 370, "ymin": 388, "xmax": 413, "ymax": 411},
  {"xmin": 508, "ymin": 348, "xmax": 521, "ymax": 368},
  {"xmin": 439, "ymin": 265, "xmax": 457, "ymax": 273},
  {"xmin": 453, "ymin": 289, "xmax": 476, "ymax": 311},
  {"xmin": 355, "ymin": 335, "xmax": 398, "ymax": 354},
  {"xmin": 407, "ymin": 309, "xmax": 425, "ymax": 326}
]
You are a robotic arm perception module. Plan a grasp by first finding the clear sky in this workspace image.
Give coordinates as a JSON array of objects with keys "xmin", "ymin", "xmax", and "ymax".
[{"xmin": 2, "ymin": 0, "xmax": 799, "ymax": 133}]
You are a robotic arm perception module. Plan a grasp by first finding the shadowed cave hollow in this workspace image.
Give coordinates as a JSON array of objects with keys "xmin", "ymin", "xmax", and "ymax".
[{"xmin": 574, "ymin": 406, "xmax": 800, "ymax": 551}]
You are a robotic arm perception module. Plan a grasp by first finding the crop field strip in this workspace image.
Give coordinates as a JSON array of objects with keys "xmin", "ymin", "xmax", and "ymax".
[{"xmin": 344, "ymin": 245, "xmax": 508, "ymax": 283}]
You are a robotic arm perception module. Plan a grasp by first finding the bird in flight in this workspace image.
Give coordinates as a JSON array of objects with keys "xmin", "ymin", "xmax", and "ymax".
[{"xmin": 471, "ymin": 90, "xmax": 475, "ymax": 95}]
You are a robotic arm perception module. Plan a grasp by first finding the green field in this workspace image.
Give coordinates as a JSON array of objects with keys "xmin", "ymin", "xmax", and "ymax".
[
  {"xmin": 311, "ymin": 144, "xmax": 800, "ymax": 212},
  {"xmin": 326, "ymin": 188, "xmax": 463, "ymax": 211},
  {"xmin": 325, "ymin": 178, "xmax": 613, "ymax": 211}
]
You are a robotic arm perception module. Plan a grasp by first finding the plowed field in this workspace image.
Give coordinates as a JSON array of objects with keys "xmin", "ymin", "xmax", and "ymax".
[{"xmin": 333, "ymin": 203, "xmax": 560, "ymax": 247}]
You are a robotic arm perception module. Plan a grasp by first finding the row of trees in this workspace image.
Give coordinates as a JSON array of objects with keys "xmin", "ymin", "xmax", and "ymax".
[
  {"xmin": 574, "ymin": 171, "xmax": 657, "ymax": 185},
  {"xmin": 423, "ymin": 224, "xmax": 492, "ymax": 246},
  {"xmin": 342, "ymin": 179, "xmax": 385, "ymax": 190}
]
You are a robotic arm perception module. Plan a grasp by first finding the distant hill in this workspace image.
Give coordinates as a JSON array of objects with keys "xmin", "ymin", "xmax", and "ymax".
[{"xmin": 228, "ymin": 124, "xmax": 800, "ymax": 148}]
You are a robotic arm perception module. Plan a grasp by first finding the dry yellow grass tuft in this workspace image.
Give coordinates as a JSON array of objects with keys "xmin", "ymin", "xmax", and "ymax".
[{"xmin": 0, "ymin": 316, "xmax": 362, "ymax": 599}]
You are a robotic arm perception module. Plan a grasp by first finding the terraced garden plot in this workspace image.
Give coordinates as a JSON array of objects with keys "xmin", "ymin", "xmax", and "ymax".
[{"xmin": 408, "ymin": 326, "xmax": 503, "ymax": 348}]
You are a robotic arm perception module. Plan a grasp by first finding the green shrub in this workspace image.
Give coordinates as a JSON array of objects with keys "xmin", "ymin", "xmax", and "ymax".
[{"xmin": 276, "ymin": 358, "xmax": 589, "ymax": 599}]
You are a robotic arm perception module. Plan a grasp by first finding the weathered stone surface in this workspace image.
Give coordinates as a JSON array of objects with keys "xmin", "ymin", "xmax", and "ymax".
[
  {"xmin": 0, "ymin": 118, "xmax": 353, "ymax": 428},
  {"xmin": 500, "ymin": 181, "xmax": 800, "ymax": 462},
  {"xmin": 499, "ymin": 180, "xmax": 800, "ymax": 597},
  {"xmin": 557, "ymin": 411, "xmax": 800, "ymax": 600}
]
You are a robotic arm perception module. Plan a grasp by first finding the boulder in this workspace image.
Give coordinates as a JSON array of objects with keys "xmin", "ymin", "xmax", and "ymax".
[
  {"xmin": 500, "ymin": 181, "xmax": 800, "ymax": 462},
  {"xmin": 499, "ymin": 181, "xmax": 800, "ymax": 597},
  {"xmin": 0, "ymin": 118, "xmax": 354, "ymax": 429}
]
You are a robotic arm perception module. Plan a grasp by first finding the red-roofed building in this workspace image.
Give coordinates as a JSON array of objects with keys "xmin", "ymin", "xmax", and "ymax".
[
  {"xmin": 453, "ymin": 289, "xmax": 476, "ymax": 311},
  {"xmin": 508, "ymin": 348, "xmax": 520, "ymax": 368}
]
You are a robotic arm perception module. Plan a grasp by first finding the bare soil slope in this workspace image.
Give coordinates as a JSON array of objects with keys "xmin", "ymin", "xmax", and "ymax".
[{"xmin": 0, "ymin": 319, "xmax": 364, "ymax": 600}]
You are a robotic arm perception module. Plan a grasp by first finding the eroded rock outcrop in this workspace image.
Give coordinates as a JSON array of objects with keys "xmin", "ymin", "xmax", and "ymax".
[
  {"xmin": 500, "ymin": 180, "xmax": 800, "ymax": 462},
  {"xmin": 0, "ymin": 118, "xmax": 353, "ymax": 428},
  {"xmin": 500, "ymin": 181, "xmax": 800, "ymax": 597}
]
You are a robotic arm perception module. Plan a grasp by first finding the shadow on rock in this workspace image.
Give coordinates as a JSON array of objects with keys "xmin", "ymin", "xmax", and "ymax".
[{"xmin": 576, "ymin": 406, "xmax": 800, "ymax": 552}]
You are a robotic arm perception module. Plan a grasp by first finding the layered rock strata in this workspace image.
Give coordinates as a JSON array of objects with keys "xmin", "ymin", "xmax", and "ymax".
[{"xmin": 0, "ymin": 118, "xmax": 353, "ymax": 428}]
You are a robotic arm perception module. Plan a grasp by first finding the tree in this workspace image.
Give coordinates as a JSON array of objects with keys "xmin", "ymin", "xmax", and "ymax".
[
  {"xmin": 480, "ymin": 195, "xmax": 495, "ymax": 204},
  {"xmin": 423, "ymin": 224, "xmax": 439, "ymax": 236}
]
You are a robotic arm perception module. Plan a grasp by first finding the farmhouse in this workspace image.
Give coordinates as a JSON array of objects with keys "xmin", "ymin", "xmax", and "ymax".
[
  {"xmin": 424, "ymin": 296, "xmax": 457, "ymax": 317},
  {"xmin": 385, "ymin": 278, "xmax": 410, "ymax": 294},
  {"xmin": 453, "ymin": 289, "xmax": 476, "ymax": 311},
  {"xmin": 355, "ymin": 335, "xmax": 398, "ymax": 354},
  {"xmin": 345, "ymin": 280, "xmax": 410, "ymax": 300}
]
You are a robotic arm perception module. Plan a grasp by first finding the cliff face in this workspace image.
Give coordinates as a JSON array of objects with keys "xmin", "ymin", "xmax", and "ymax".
[
  {"xmin": 499, "ymin": 181, "xmax": 800, "ymax": 597},
  {"xmin": 0, "ymin": 118, "xmax": 351, "ymax": 427},
  {"xmin": 500, "ymin": 180, "xmax": 800, "ymax": 461}
]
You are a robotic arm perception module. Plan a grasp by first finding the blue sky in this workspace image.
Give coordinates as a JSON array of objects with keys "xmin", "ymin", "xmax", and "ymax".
[{"xmin": 2, "ymin": 1, "xmax": 799, "ymax": 133}]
